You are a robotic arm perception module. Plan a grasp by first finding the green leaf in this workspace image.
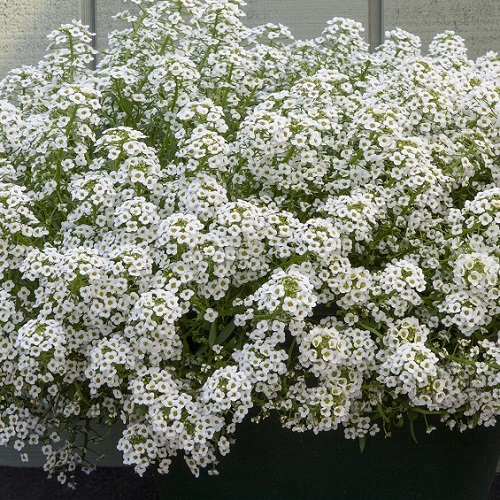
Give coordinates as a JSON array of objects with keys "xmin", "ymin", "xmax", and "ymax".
[
  {"xmin": 408, "ymin": 410, "xmax": 419, "ymax": 444},
  {"xmin": 394, "ymin": 415, "xmax": 404, "ymax": 428},
  {"xmin": 376, "ymin": 402, "xmax": 390, "ymax": 423},
  {"xmin": 215, "ymin": 319, "xmax": 236, "ymax": 345},
  {"xmin": 208, "ymin": 321, "xmax": 218, "ymax": 348},
  {"xmin": 358, "ymin": 436, "xmax": 366, "ymax": 454}
]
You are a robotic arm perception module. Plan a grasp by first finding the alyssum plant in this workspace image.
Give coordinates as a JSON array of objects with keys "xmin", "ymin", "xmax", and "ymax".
[{"xmin": 0, "ymin": 0, "xmax": 499, "ymax": 487}]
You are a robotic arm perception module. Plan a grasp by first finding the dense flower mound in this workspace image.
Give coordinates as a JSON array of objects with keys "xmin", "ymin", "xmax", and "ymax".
[{"xmin": 0, "ymin": 0, "xmax": 499, "ymax": 486}]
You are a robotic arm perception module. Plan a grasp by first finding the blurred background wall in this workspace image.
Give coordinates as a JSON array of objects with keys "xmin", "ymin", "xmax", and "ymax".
[{"xmin": 0, "ymin": 0, "xmax": 499, "ymax": 77}]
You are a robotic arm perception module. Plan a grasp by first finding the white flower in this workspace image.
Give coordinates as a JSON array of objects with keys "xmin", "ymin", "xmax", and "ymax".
[{"xmin": 0, "ymin": 0, "xmax": 498, "ymax": 485}]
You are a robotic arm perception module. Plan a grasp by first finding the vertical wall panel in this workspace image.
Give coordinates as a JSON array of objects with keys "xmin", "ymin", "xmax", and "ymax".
[
  {"xmin": 93, "ymin": 0, "xmax": 369, "ymax": 51},
  {"xmin": 0, "ymin": 0, "xmax": 78, "ymax": 77},
  {"xmin": 95, "ymin": 0, "xmax": 132, "ymax": 56},
  {"xmin": 384, "ymin": 0, "xmax": 500, "ymax": 58},
  {"xmin": 244, "ymin": 0, "xmax": 369, "ymax": 40},
  {"xmin": 2, "ymin": 0, "xmax": 500, "ymax": 77}
]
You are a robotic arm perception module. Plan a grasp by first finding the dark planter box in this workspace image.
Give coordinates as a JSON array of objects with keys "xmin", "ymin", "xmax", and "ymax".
[{"xmin": 156, "ymin": 413, "xmax": 500, "ymax": 500}]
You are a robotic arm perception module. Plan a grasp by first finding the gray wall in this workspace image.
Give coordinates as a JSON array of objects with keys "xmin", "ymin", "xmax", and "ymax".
[
  {"xmin": 245, "ymin": 0, "xmax": 368, "ymax": 39},
  {"xmin": 93, "ymin": 0, "xmax": 369, "ymax": 47},
  {"xmin": 95, "ymin": 0, "xmax": 131, "ymax": 53},
  {"xmin": 1, "ymin": 0, "xmax": 498, "ymax": 78},
  {"xmin": 1, "ymin": 1, "xmax": 499, "ymax": 76},
  {"xmin": 384, "ymin": 0, "xmax": 500, "ymax": 59},
  {"xmin": 0, "ymin": 0, "xmax": 370, "ymax": 78},
  {"xmin": 0, "ymin": 0, "xmax": 78, "ymax": 75}
]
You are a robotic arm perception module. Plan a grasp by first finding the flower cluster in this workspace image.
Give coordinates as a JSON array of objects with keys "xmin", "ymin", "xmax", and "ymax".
[{"xmin": 0, "ymin": 0, "xmax": 499, "ymax": 487}]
